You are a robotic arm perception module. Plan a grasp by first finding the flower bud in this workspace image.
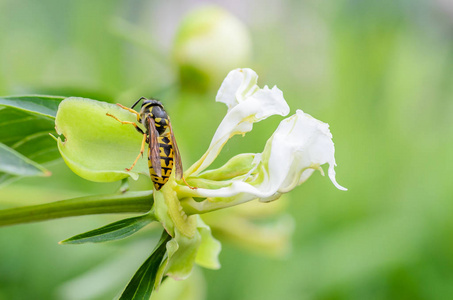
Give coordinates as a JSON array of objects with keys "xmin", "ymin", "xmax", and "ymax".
[{"xmin": 172, "ymin": 6, "xmax": 251, "ymax": 91}]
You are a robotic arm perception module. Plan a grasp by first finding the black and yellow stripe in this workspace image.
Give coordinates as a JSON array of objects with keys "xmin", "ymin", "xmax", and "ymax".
[
  {"xmin": 107, "ymin": 97, "xmax": 191, "ymax": 191},
  {"xmin": 149, "ymin": 133, "xmax": 174, "ymax": 190}
]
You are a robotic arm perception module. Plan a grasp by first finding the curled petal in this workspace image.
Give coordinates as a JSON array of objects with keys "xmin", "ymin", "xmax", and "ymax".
[
  {"xmin": 216, "ymin": 68, "xmax": 259, "ymax": 109},
  {"xmin": 187, "ymin": 68, "xmax": 289, "ymax": 176},
  {"xmin": 187, "ymin": 110, "xmax": 346, "ymax": 204},
  {"xmin": 267, "ymin": 110, "xmax": 347, "ymax": 192}
]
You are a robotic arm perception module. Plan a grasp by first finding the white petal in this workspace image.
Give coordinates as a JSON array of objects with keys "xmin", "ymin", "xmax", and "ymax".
[
  {"xmin": 191, "ymin": 110, "xmax": 346, "ymax": 201},
  {"xmin": 268, "ymin": 110, "xmax": 347, "ymax": 192},
  {"xmin": 216, "ymin": 68, "xmax": 259, "ymax": 109},
  {"xmin": 187, "ymin": 68, "xmax": 289, "ymax": 176},
  {"xmin": 328, "ymin": 163, "xmax": 347, "ymax": 191}
]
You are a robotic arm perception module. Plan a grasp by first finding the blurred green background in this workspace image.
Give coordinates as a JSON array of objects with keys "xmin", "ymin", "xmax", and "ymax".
[{"xmin": 1, "ymin": 0, "xmax": 453, "ymax": 299}]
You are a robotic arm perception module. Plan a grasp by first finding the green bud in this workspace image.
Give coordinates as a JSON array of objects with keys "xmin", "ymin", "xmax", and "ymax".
[{"xmin": 172, "ymin": 6, "xmax": 251, "ymax": 91}]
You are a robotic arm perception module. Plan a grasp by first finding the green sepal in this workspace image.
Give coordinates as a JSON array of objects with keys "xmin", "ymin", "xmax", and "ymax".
[
  {"xmin": 55, "ymin": 97, "xmax": 148, "ymax": 182},
  {"xmin": 166, "ymin": 231, "xmax": 201, "ymax": 280},
  {"xmin": 195, "ymin": 216, "xmax": 221, "ymax": 269},
  {"xmin": 155, "ymin": 216, "xmax": 221, "ymax": 285},
  {"xmin": 119, "ymin": 230, "xmax": 171, "ymax": 300},
  {"xmin": 177, "ymin": 177, "xmax": 231, "ymax": 191},
  {"xmin": 158, "ymin": 230, "xmax": 201, "ymax": 281},
  {"xmin": 59, "ymin": 214, "xmax": 156, "ymax": 244},
  {"xmin": 154, "ymin": 182, "xmax": 197, "ymax": 238},
  {"xmin": 197, "ymin": 153, "xmax": 256, "ymax": 181}
]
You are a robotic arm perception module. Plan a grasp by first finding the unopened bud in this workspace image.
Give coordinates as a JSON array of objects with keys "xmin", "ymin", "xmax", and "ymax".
[{"xmin": 172, "ymin": 6, "xmax": 251, "ymax": 91}]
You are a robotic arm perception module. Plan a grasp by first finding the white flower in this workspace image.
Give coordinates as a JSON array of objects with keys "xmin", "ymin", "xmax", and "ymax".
[
  {"xmin": 180, "ymin": 68, "xmax": 346, "ymax": 212},
  {"xmin": 263, "ymin": 109, "xmax": 347, "ymax": 194}
]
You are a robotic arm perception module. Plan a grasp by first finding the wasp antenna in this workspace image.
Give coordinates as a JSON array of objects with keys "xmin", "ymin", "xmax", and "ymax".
[{"xmin": 131, "ymin": 97, "xmax": 147, "ymax": 109}]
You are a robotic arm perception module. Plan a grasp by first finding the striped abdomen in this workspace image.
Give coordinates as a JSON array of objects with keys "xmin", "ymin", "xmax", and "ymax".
[{"xmin": 149, "ymin": 132, "xmax": 174, "ymax": 190}]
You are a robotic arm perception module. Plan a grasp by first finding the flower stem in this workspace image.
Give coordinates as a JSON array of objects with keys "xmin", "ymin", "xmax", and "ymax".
[{"xmin": 0, "ymin": 191, "xmax": 153, "ymax": 227}]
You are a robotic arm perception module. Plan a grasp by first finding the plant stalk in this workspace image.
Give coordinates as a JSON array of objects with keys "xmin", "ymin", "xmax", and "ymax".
[{"xmin": 0, "ymin": 191, "xmax": 153, "ymax": 227}]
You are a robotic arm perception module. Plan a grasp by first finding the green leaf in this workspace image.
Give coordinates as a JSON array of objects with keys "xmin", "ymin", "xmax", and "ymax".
[
  {"xmin": 55, "ymin": 97, "xmax": 148, "ymax": 182},
  {"xmin": 60, "ymin": 214, "xmax": 156, "ymax": 244},
  {"xmin": 120, "ymin": 231, "xmax": 171, "ymax": 300},
  {"xmin": 0, "ymin": 143, "xmax": 50, "ymax": 177},
  {"xmin": 0, "ymin": 107, "xmax": 55, "ymax": 146},
  {"xmin": 0, "ymin": 95, "xmax": 65, "ymax": 185},
  {"xmin": 0, "ymin": 95, "xmax": 65, "ymax": 118},
  {"xmin": 0, "ymin": 173, "xmax": 15, "ymax": 187}
]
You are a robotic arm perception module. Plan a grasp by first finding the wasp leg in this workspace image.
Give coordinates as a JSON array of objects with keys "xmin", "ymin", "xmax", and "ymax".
[
  {"xmin": 116, "ymin": 103, "xmax": 141, "ymax": 122},
  {"xmin": 181, "ymin": 175, "xmax": 197, "ymax": 190},
  {"xmin": 125, "ymin": 133, "xmax": 148, "ymax": 171},
  {"xmin": 106, "ymin": 113, "xmax": 147, "ymax": 171},
  {"xmin": 106, "ymin": 113, "xmax": 145, "ymax": 135}
]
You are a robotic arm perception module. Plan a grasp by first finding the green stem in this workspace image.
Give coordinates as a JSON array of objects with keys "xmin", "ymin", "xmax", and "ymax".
[{"xmin": 0, "ymin": 190, "xmax": 153, "ymax": 227}]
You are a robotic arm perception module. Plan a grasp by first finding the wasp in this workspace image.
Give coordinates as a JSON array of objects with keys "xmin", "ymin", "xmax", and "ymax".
[{"xmin": 106, "ymin": 97, "xmax": 193, "ymax": 190}]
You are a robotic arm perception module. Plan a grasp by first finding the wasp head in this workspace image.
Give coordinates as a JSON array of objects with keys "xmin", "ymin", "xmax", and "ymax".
[{"xmin": 134, "ymin": 97, "xmax": 169, "ymax": 135}]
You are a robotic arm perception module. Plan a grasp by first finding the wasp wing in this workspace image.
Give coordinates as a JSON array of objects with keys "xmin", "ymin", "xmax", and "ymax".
[
  {"xmin": 147, "ymin": 115, "xmax": 162, "ymax": 178},
  {"xmin": 168, "ymin": 117, "xmax": 183, "ymax": 180}
]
